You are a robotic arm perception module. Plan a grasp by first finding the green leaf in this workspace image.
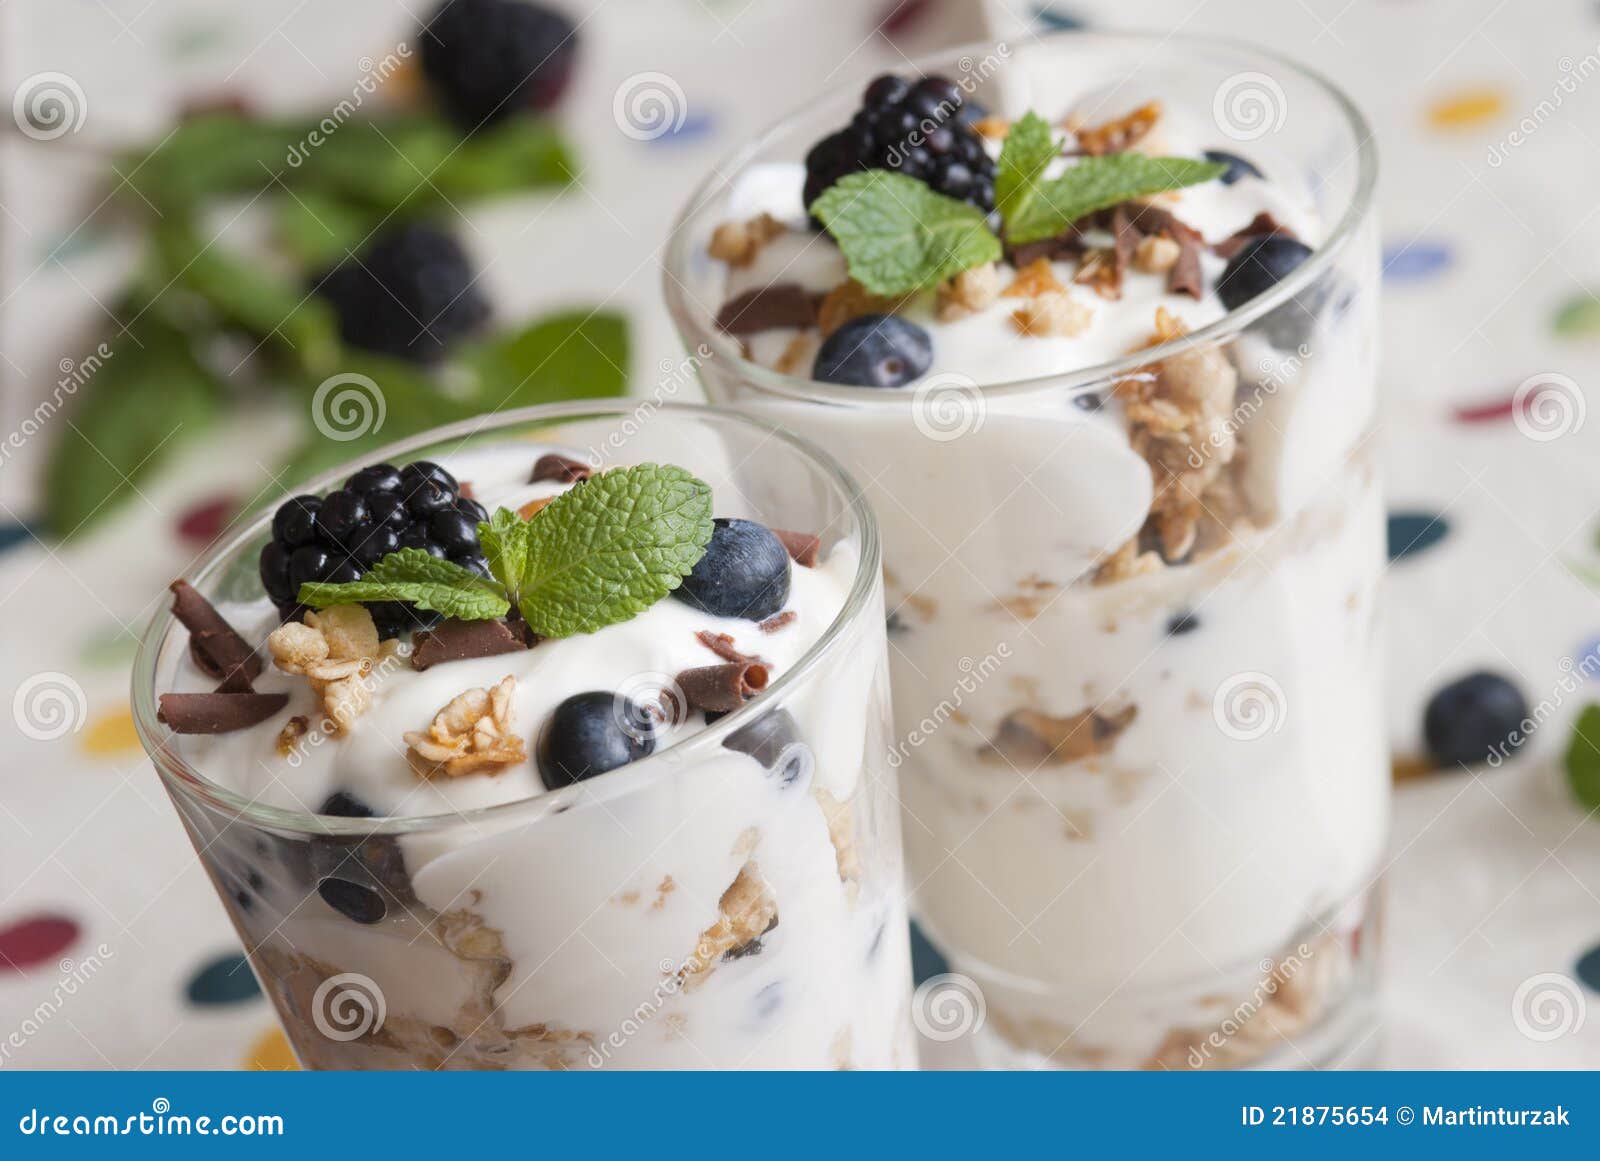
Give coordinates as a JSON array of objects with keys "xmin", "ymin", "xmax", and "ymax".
[
  {"xmin": 478, "ymin": 508, "xmax": 532, "ymax": 597},
  {"xmin": 462, "ymin": 310, "xmax": 630, "ymax": 411},
  {"xmin": 298, "ymin": 548, "xmax": 509, "ymax": 619},
  {"xmin": 1005, "ymin": 153, "xmax": 1226, "ymax": 245},
  {"xmin": 276, "ymin": 191, "xmax": 381, "ymax": 269},
  {"xmin": 153, "ymin": 219, "xmax": 340, "ymax": 375},
  {"xmin": 1553, "ymin": 293, "xmax": 1600, "ymax": 339},
  {"xmin": 433, "ymin": 118, "xmax": 576, "ymax": 200},
  {"xmin": 1566, "ymin": 705, "xmax": 1600, "ymax": 811},
  {"xmin": 515, "ymin": 464, "xmax": 714, "ymax": 637},
  {"xmin": 995, "ymin": 112, "xmax": 1059, "ymax": 231},
  {"xmin": 119, "ymin": 115, "xmax": 313, "ymax": 211},
  {"xmin": 44, "ymin": 320, "xmax": 225, "ymax": 538},
  {"xmin": 810, "ymin": 170, "xmax": 1002, "ymax": 296}
]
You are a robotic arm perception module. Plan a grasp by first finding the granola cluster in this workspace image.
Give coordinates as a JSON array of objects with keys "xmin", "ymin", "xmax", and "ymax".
[
  {"xmin": 404, "ymin": 675, "xmax": 526, "ymax": 778},
  {"xmin": 266, "ymin": 605, "xmax": 401, "ymax": 733},
  {"xmin": 680, "ymin": 860, "xmax": 779, "ymax": 991},
  {"xmin": 707, "ymin": 212, "xmax": 787, "ymax": 268}
]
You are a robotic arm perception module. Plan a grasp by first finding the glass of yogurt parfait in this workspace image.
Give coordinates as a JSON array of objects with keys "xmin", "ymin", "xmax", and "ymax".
[
  {"xmin": 665, "ymin": 32, "xmax": 1384, "ymax": 1069},
  {"xmin": 132, "ymin": 402, "xmax": 911, "ymax": 1070}
]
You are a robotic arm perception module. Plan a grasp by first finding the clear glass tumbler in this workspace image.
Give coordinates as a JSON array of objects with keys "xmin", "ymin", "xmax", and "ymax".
[
  {"xmin": 665, "ymin": 32, "xmax": 1384, "ymax": 1069},
  {"xmin": 133, "ymin": 403, "xmax": 911, "ymax": 1069}
]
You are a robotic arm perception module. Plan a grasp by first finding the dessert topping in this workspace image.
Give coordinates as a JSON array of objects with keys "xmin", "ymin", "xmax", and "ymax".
[
  {"xmin": 170, "ymin": 580, "xmax": 263, "ymax": 693},
  {"xmin": 405, "ymin": 675, "xmax": 525, "ymax": 778},
  {"xmin": 714, "ymin": 284, "xmax": 818, "ymax": 335},
  {"xmin": 157, "ymin": 691, "xmax": 290, "ymax": 735},
  {"xmin": 411, "ymin": 618, "xmax": 528, "ymax": 671},
  {"xmin": 677, "ymin": 661, "xmax": 770, "ymax": 714},
  {"xmin": 707, "ymin": 212, "xmax": 787, "ymax": 268},
  {"xmin": 527, "ymin": 452, "xmax": 593, "ymax": 485}
]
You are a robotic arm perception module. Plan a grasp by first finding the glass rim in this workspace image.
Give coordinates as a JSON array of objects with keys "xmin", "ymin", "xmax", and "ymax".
[
  {"xmin": 130, "ymin": 400, "xmax": 883, "ymax": 837},
  {"xmin": 662, "ymin": 28, "xmax": 1379, "ymax": 405}
]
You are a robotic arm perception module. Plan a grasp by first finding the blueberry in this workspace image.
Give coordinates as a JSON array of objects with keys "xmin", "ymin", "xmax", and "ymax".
[
  {"xmin": 319, "ymin": 791, "xmax": 376, "ymax": 818},
  {"xmin": 674, "ymin": 518, "xmax": 792, "ymax": 621},
  {"xmin": 1216, "ymin": 235, "xmax": 1314, "ymax": 313},
  {"xmin": 1203, "ymin": 149, "xmax": 1264, "ymax": 185},
  {"xmin": 812, "ymin": 314, "xmax": 932, "ymax": 389},
  {"xmin": 723, "ymin": 709, "xmax": 810, "ymax": 789},
  {"xmin": 429, "ymin": 508, "xmax": 480, "ymax": 555},
  {"xmin": 346, "ymin": 464, "xmax": 403, "ymax": 495},
  {"xmin": 1423, "ymin": 672, "xmax": 1529, "ymax": 768},
  {"xmin": 538, "ymin": 691, "xmax": 655, "ymax": 789},
  {"xmin": 317, "ymin": 878, "xmax": 387, "ymax": 924},
  {"xmin": 271, "ymin": 495, "xmax": 321, "ymax": 547},
  {"xmin": 258, "ymin": 541, "xmax": 293, "ymax": 603},
  {"xmin": 317, "ymin": 489, "xmax": 369, "ymax": 547}
]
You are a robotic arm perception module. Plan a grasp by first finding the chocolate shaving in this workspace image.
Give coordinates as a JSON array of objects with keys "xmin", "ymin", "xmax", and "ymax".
[
  {"xmin": 772, "ymin": 528, "xmax": 820, "ymax": 567},
  {"xmin": 695, "ymin": 630, "xmax": 761, "ymax": 666},
  {"xmin": 677, "ymin": 662, "xmax": 770, "ymax": 714},
  {"xmin": 759, "ymin": 611, "xmax": 797, "ymax": 634},
  {"xmin": 1006, "ymin": 229, "xmax": 1087, "ymax": 271},
  {"xmin": 412, "ymin": 619, "xmax": 529, "ymax": 671},
  {"xmin": 1167, "ymin": 234, "xmax": 1205, "ymax": 298},
  {"xmin": 715, "ymin": 284, "xmax": 818, "ymax": 336},
  {"xmin": 528, "ymin": 453, "xmax": 593, "ymax": 485},
  {"xmin": 171, "ymin": 580, "xmax": 262, "ymax": 693},
  {"xmin": 1213, "ymin": 212, "xmax": 1298, "ymax": 259},
  {"xmin": 158, "ymin": 692, "xmax": 289, "ymax": 735}
]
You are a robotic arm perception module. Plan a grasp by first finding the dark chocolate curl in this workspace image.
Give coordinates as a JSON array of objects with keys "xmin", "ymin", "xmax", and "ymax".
[
  {"xmin": 412, "ymin": 619, "xmax": 528, "ymax": 671},
  {"xmin": 158, "ymin": 692, "xmax": 289, "ymax": 734},
  {"xmin": 1213, "ymin": 212, "xmax": 1299, "ymax": 259},
  {"xmin": 771, "ymin": 528, "xmax": 821, "ymax": 567},
  {"xmin": 171, "ymin": 580, "xmax": 263, "ymax": 691},
  {"xmin": 714, "ymin": 284, "xmax": 817, "ymax": 335},
  {"xmin": 528, "ymin": 453, "xmax": 594, "ymax": 485},
  {"xmin": 678, "ymin": 662, "xmax": 770, "ymax": 714}
]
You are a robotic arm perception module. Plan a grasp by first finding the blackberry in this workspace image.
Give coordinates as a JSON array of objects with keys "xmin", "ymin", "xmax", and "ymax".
[
  {"xmin": 313, "ymin": 222, "xmax": 490, "ymax": 363},
  {"xmin": 260, "ymin": 460, "xmax": 489, "ymax": 639},
  {"xmin": 420, "ymin": 0, "xmax": 578, "ymax": 127},
  {"xmin": 803, "ymin": 74, "xmax": 996, "ymax": 219}
]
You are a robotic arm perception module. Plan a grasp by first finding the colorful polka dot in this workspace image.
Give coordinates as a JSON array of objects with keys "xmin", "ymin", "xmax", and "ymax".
[
  {"xmin": 1383, "ymin": 242, "xmax": 1453, "ymax": 283},
  {"xmin": 1387, "ymin": 510, "xmax": 1451, "ymax": 562},
  {"xmin": 1452, "ymin": 395, "xmax": 1518, "ymax": 424},
  {"xmin": 1572, "ymin": 636, "xmax": 1600, "ymax": 678},
  {"xmin": 1553, "ymin": 293, "xmax": 1600, "ymax": 338},
  {"xmin": 0, "ymin": 523, "xmax": 33, "ymax": 555},
  {"xmin": 1034, "ymin": 4, "xmax": 1086, "ymax": 30},
  {"xmin": 877, "ymin": 0, "xmax": 938, "ymax": 37},
  {"xmin": 909, "ymin": 918, "xmax": 950, "ymax": 985},
  {"xmin": 645, "ymin": 111, "xmax": 716, "ymax": 145},
  {"xmin": 1392, "ymin": 755, "xmax": 1436, "ymax": 783},
  {"xmin": 0, "ymin": 914, "xmax": 80, "ymax": 973},
  {"xmin": 1576, "ymin": 943, "xmax": 1600, "ymax": 992},
  {"xmin": 1427, "ymin": 88, "xmax": 1507, "ymax": 129},
  {"xmin": 185, "ymin": 952, "xmax": 261, "ymax": 1006},
  {"xmin": 176, "ymin": 496, "xmax": 235, "ymax": 546},
  {"xmin": 243, "ymin": 1026, "xmax": 300, "ymax": 1071},
  {"xmin": 78, "ymin": 626, "xmax": 140, "ymax": 669},
  {"xmin": 81, "ymin": 708, "xmax": 141, "ymax": 757}
]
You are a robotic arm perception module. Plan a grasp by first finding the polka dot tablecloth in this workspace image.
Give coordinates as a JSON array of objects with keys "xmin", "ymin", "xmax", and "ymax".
[{"xmin": 4, "ymin": 0, "xmax": 1600, "ymax": 1069}]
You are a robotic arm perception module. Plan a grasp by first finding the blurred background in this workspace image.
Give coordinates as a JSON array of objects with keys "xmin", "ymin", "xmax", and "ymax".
[{"xmin": 3, "ymin": 0, "xmax": 1600, "ymax": 1068}]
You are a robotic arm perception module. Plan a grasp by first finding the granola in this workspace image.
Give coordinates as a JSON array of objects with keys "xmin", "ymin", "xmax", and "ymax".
[
  {"xmin": 404, "ymin": 675, "xmax": 527, "ymax": 778},
  {"xmin": 266, "ymin": 605, "xmax": 399, "ymax": 733}
]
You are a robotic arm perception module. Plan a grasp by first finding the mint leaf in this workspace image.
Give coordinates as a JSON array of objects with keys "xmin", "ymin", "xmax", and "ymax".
[
  {"xmin": 1005, "ymin": 153, "xmax": 1226, "ymax": 244},
  {"xmin": 463, "ymin": 310, "xmax": 630, "ymax": 411},
  {"xmin": 811, "ymin": 170, "xmax": 1002, "ymax": 296},
  {"xmin": 515, "ymin": 464, "xmax": 714, "ymax": 637},
  {"xmin": 478, "ymin": 508, "xmax": 532, "ymax": 597},
  {"xmin": 995, "ymin": 112, "xmax": 1059, "ymax": 231},
  {"xmin": 298, "ymin": 549, "xmax": 509, "ymax": 620},
  {"xmin": 1565, "ymin": 704, "xmax": 1600, "ymax": 811}
]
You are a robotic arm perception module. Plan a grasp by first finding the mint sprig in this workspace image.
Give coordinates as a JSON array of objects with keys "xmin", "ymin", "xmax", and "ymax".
[
  {"xmin": 295, "ymin": 463, "xmax": 714, "ymax": 638},
  {"xmin": 1003, "ymin": 152, "xmax": 1226, "ymax": 245},
  {"xmin": 298, "ymin": 549, "xmax": 510, "ymax": 620},
  {"xmin": 809, "ymin": 170, "xmax": 1002, "ymax": 297},
  {"xmin": 809, "ymin": 111, "xmax": 1228, "ymax": 290}
]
